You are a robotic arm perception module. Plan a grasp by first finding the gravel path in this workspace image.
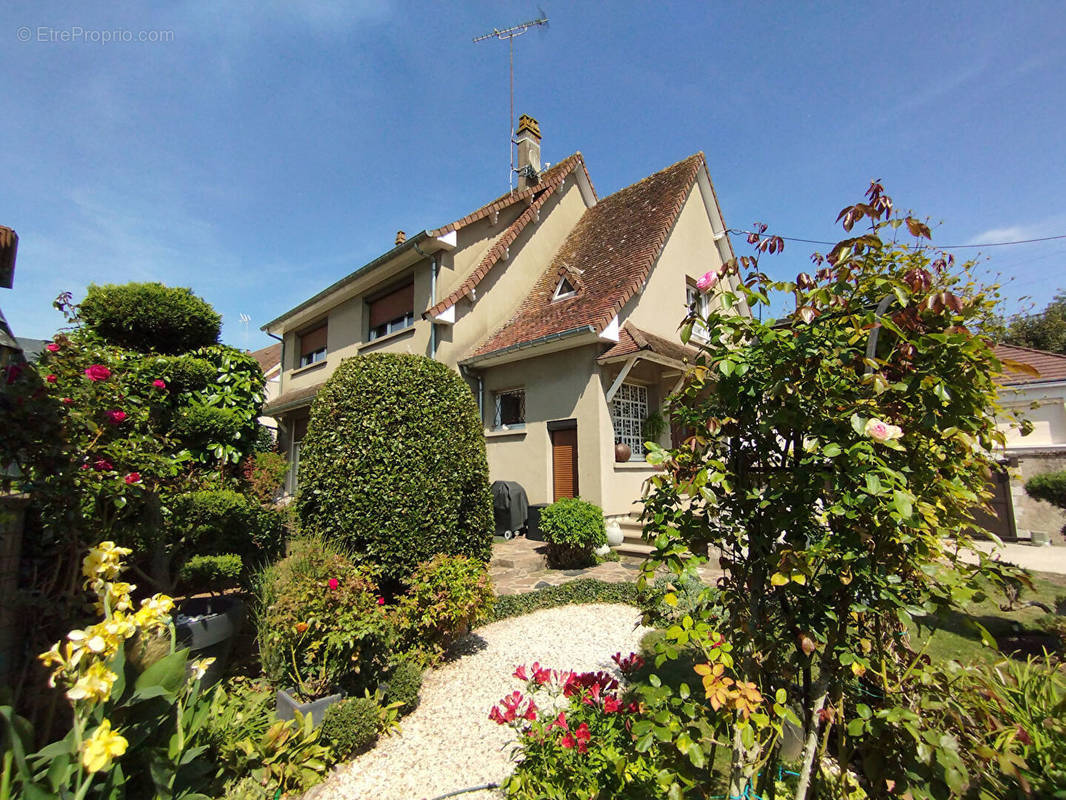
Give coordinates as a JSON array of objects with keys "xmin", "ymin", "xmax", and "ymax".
[{"xmin": 307, "ymin": 604, "xmax": 650, "ymax": 800}]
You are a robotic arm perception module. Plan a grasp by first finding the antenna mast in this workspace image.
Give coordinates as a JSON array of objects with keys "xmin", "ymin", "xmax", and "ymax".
[{"xmin": 473, "ymin": 15, "xmax": 548, "ymax": 192}]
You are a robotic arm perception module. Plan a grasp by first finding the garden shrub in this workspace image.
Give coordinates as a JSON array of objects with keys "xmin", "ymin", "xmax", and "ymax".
[
  {"xmin": 319, "ymin": 696, "xmax": 381, "ymax": 760},
  {"xmin": 172, "ymin": 403, "xmax": 244, "ymax": 448},
  {"xmin": 483, "ymin": 579, "xmax": 641, "ymax": 624},
  {"xmin": 178, "ymin": 553, "xmax": 242, "ymax": 594},
  {"xmin": 242, "ymin": 449, "xmax": 288, "ymax": 504},
  {"xmin": 296, "ymin": 353, "xmax": 493, "ymax": 585},
  {"xmin": 384, "ymin": 661, "xmax": 423, "ymax": 715},
  {"xmin": 394, "ymin": 554, "xmax": 495, "ymax": 656},
  {"xmin": 78, "ymin": 281, "xmax": 221, "ymax": 354},
  {"xmin": 153, "ymin": 353, "xmax": 216, "ymax": 392},
  {"xmin": 1025, "ymin": 470, "xmax": 1066, "ymax": 510},
  {"xmin": 640, "ymin": 572, "xmax": 724, "ymax": 629},
  {"xmin": 257, "ymin": 538, "xmax": 394, "ymax": 700},
  {"xmin": 539, "ymin": 497, "xmax": 606, "ymax": 568},
  {"xmin": 170, "ymin": 488, "xmax": 285, "ymax": 563}
]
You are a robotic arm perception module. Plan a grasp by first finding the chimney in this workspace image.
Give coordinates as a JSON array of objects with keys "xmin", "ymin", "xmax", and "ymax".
[
  {"xmin": 515, "ymin": 114, "xmax": 542, "ymax": 190},
  {"xmin": 395, "ymin": 230, "xmax": 406, "ymax": 245}
]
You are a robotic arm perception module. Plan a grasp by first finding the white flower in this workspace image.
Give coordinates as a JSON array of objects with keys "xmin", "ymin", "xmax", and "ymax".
[
  {"xmin": 864, "ymin": 418, "xmax": 902, "ymax": 443},
  {"xmin": 189, "ymin": 657, "xmax": 216, "ymax": 680}
]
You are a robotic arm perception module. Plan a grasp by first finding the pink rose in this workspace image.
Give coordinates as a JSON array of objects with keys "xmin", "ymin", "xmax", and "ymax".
[
  {"xmin": 696, "ymin": 269, "xmax": 719, "ymax": 293},
  {"xmin": 46, "ymin": 343, "xmax": 60, "ymax": 353},
  {"xmin": 124, "ymin": 472, "xmax": 141, "ymax": 485},
  {"xmin": 377, "ymin": 596, "xmax": 385, "ymax": 606},
  {"xmin": 152, "ymin": 379, "xmax": 167, "ymax": 390},
  {"xmin": 45, "ymin": 374, "xmax": 58, "ymax": 384},
  {"xmin": 328, "ymin": 578, "xmax": 339, "ymax": 591},
  {"xmin": 84, "ymin": 365, "xmax": 111, "ymax": 382},
  {"xmin": 106, "ymin": 410, "xmax": 127, "ymax": 424},
  {"xmin": 61, "ymin": 397, "xmax": 74, "ymax": 406},
  {"xmin": 93, "ymin": 459, "xmax": 113, "ymax": 471},
  {"xmin": 864, "ymin": 418, "xmax": 902, "ymax": 443}
]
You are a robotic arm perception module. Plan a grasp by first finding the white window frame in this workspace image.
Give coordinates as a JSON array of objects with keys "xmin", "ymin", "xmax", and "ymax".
[
  {"xmin": 493, "ymin": 387, "xmax": 526, "ymax": 430},
  {"xmin": 369, "ymin": 311, "xmax": 414, "ymax": 341},
  {"xmin": 686, "ymin": 280, "xmax": 712, "ymax": 341},
  {"xmin": 552, "ymin": 276, "xmax": 577, "ymax": 301},
  {"xmin": 611, "ymin": 382, "xmax": 649, "ymax": 461}
]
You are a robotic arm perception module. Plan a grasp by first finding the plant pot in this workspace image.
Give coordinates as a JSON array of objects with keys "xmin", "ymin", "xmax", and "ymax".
[
  {"xmin": 605, "ymin": 519, "xmax": 624, "ymax": 548},
  {"xmin": 175, "ymin": 596, "xmax": 245, "ymax": 688},
  {"xmin": 276, "ymin": 688, "xmax": 343, "ymax": 727},
  {"xmin": 614, "ymin": 443, "xmax": 631, "ymax": 463},
  {"xmin": 1030, "ymin": 530, "xmax": 1052, "ymax": 547}
]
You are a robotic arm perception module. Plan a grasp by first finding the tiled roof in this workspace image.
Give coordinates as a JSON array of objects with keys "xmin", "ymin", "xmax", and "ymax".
[
  {"xmin": 471, "ymin": 153, "xmax": 705, "ymax": 359},
  {"xmin": 427, "ymin": 154, "xmax": 593, "ymax": 237},
  {"xmin": 425, "ymin": 155, "xmax": 586, "ymax": 319},
  {"xmin": 249, "ymin": 343, "xmax": 281, "ymax": 374},
  {"xmin": 994, "ymin": 344, "xmax": 1066, "ymax": 385},
  {"xmin": 262, "ymin": 382, "xmax": 323, "ymax": 416},
  {"xmin": 597, "ymin": 322, "xmax": 699, "ymax": 365}
]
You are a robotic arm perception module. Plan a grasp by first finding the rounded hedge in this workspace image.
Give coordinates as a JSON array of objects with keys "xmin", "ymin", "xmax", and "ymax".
[
  {"xmin": 296, "ymin": 353, "xmax": 493, "ymax": 584},
  {"xmin": 169, "ymin": 488, "xmax": 285, "ymax": 564},
  {"xmin": 154, "ymin": 354, "xmax": 216, "ymax": 393},
  {"xmin": 319, "ymin": 696, "xmax": 380, "ymax": 759},
  {"xmin": 384, "ymin": 661, "xmax": 423, "ymax": 716},
  {"xmin": 540, "ymin": 497, "xmax": 606, "ymax": 568},
  {"xmin": 79, "ymin": 282, "xmax": 221, "ymax": 354}
]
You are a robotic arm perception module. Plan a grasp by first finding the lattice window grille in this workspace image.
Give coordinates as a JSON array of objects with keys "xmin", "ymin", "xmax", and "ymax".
[{"xmin": 612, "ymin": 383, "xmax": 649, "ymax": 460}]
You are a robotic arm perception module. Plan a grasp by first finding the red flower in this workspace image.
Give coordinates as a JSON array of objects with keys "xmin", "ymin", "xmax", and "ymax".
[
  {"xmin": 547, "ymin": 711, "xmax": 568, "ymax": 731},
  {"xmin": 574, "ymin": 722, "xmax": 591, "ymax": 753},
  {"xmin": 603, "ymin": 695, "xmax": 622, "ymax": 713},
  {"xmin": 124, "ymin": 472, "xmax": 141, "ymax": 484},
  {"xmin": 328, "ymin": 578, "xmax": 339, "ymax": 591},
  {"xmin": 377, "ymin": 596, "xmax": 385, "ymax": 605},
  {"xmin": 559, "ymin": 733, "xmax": 576, "ymax": 749},
  {"xmin": 513, "ymin": 664, "xmax": 529, "ymax": 681},
  {"xmin": 45, "ymin": 374, "xmax": 58, "ymax": 384},
  {"xmin": 106, "ymin": 410, "xmax": 127, "ymax": 424},
  {"xmin": 84, "ymin": 365, "xmax": 111, "ymax": 382},
  {"xmin": 295, "ymin": 622, "xmax": 309, "ymax": 634},
  {"xmin": 489, "ymin": 706, "xmax": 506, "ymax": 725},
  {"xmin": 523, "ymin": 698, "xmax": 538, "ymax": 721},
  {"xmin": 61, "ymin": 397, "xmax": 74, "ymax": 405},
  {"xmin": 93, "ymin": 459, "xmax": 113, "ymax": 471},
  {"xmin": 612, "ymin": 652, "xmax": 645, "ymax": 675},
  {"xmin": 46, "ymin": 343, "xmax": 60, "ymax": 353},
  {"xmin": 152, "ymin": 379, "xmax": 167, "ymax": 390}
]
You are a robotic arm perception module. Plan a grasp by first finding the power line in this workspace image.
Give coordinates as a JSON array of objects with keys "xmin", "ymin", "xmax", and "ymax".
[{"xmin": 726, "ymin": 229, "xmax": 1066, "ymax": 251}]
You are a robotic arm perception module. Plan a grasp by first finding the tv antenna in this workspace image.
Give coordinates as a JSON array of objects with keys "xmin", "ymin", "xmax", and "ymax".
[
  {"xmin": 473, "ymin": 13, "xmax": 548, "ymax": 192},
  {"xmin": 239, "ymin": 313, "xmax": 251, "ymax": 343}
]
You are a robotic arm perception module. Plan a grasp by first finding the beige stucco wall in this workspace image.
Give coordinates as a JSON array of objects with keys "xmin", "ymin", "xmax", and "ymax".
[
  {"xmin": 435, "ymin": 204, "xmax": 524, "ymax": 300},
  {"xmin": 480, "ymin": 345, "xmax": 606, "ymax": 507},
  {"xmin": 436, "ymin": 176, "xmax": 590, "ymax": 367},
  {"xmin": 998, "ymin": 383, "xmax": 1066, "ymax": 449},
  {"xmin": 622, "ymin": 181, "xmax": 728, "ymax": 340}
]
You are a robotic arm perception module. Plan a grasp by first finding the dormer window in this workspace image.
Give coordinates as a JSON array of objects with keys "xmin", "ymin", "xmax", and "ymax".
[{"xmin": 553, "ymin": 276, "xmax": 577, "ymax": 301}]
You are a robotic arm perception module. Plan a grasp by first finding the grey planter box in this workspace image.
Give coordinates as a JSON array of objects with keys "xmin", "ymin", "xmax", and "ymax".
[
  {"xmin": 276, "ymin": 688, "xmax": 343, "ymax": 727},
  {"xmin": 175, "ymin": 597, "xmax": 245, "ymax": 688}
]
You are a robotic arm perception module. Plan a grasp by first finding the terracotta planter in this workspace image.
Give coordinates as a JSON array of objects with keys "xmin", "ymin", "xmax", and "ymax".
[
  {"xmin": 276, "ymin": 688, "xmax": 344, "ymax": 727},
  {"xmin": 614, "ymin": 442, "xmax": 632, "ymax": 463}
]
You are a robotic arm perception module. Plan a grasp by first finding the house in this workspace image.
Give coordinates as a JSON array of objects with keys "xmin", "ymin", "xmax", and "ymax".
[
  {"xmin": 262, "ymin": 115, "xmax": 747, "ymax": 521},
  {"xmin": 987, "ymin": 343, "xmax": 1066, "ymax": 542},
  {"xmin": 248, "ymin": 342, "xmax": 282, "ymax": 437}
]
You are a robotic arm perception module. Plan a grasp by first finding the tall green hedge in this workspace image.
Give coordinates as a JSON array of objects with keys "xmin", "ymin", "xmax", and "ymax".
[
  {"xmin": 296, "ymin": 353, "xmax": 493, "ymax": 584},
  {"xmin": 1025, "ymin": 471, "xmax": 1066, "ymax": 510},
  {"xmin": 79, "ymin": 282, "xmax": 221, "ymax": 354}
]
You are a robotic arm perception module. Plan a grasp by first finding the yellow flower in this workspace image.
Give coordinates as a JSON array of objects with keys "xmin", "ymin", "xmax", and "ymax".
[
  {"xmin": 82, "ymin": 542, "xmax": 132, "ymax": 589},
  {"xmin": 81, "ymin": 719, "xmax": 128, "ymax": 773},
  {"xmin": 66, "ymin": 662, "xmax": 117, "ymax": 704},
  {"xmin": 94, "ymin": 581, "xmax": 136, "ymax": 614},
  {"xmin": 133, "ymin": 594, "xmax": 175, "ymax": 630},
  {"xmin": 189, "ymin": 657, "xmax": 216, "ymax": 680}
]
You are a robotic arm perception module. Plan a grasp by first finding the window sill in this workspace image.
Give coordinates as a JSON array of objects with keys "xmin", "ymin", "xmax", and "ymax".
[
  {"xmin": 613, "ymin": 461, "xmax": 659, "ymax": 471},
  {"xmin": 291, "ymin": 360, "xmax": 327, "ymax": 378},
  {"xmin": 359, "ymin": 326, "xmax": 416, "ymax": 352},
  {"xmin": 484, "ymin": 428, "xmax": 527, "ymax": 439}
]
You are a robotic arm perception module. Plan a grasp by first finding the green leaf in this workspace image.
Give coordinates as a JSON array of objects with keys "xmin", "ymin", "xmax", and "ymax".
[
  {"xmin": 892, "ymin": 490, "xmax": 913, "ymax": 520},
  {"xmin": 865, "ymin": 474, "xmax": 883, "ymax": 495},
  {"xmin": 133, "ymin": 647, "xmax": 190, "ymax": 701},
  {"xmin": 822, "ymin": 443, "xmax": 842, "ymax": 458},
  {"xmin": 851, "ymin": 414, "xmax": 866, "ymax": 435}
]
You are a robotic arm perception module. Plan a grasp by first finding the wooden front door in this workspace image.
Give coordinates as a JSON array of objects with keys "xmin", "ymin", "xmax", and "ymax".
[{"xmin": 551, "ymin": 427, "xmax": 579, "ymax": 500}]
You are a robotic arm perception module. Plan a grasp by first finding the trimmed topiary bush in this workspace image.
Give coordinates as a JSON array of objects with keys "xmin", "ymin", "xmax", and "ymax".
[
  {"xmin": 296, "ymin": 353, "xmax": 493, "ymax": 585},
  {"xmin": 178, "ymin": 553, "xmax": 242, "ymax": 594},
  {"xmin": 78, "ymin": 282, "xmax": 221, "ymax": 354},
  {"xmin": 319, "ymin": 696, "xmax": 380, "ymax": 759},
  {"xmin": 540, "ymin": 497, "xmax": 607, "ymax": 568},
  {"xmin": 172, "ymin": 405, "xmax": 244, "ymax": 448},
  {"xmin": 170, "ymin": 489, "xmax": 285, "ymax": 563},
  {"xmin": 384, "ymin": 661, "xmax": 423, "ymax": 716},
  {"xmin": 1026, "ymin": 471, "xmax": 1066, "ymax": 510},
  {"xmin": 153, "ymin": 354, "xmax": 216, "ymax": 393}
]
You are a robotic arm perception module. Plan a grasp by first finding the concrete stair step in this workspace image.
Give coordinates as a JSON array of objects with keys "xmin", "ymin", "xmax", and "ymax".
[{"xmin": 615, "ymin": 540, "xmax": 656, "ymax": 558}]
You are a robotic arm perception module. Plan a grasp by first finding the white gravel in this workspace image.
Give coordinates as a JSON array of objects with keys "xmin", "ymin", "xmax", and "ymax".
[{"xmin": 306, "ymin": 604, "xmax": 650, "ymax": 800}]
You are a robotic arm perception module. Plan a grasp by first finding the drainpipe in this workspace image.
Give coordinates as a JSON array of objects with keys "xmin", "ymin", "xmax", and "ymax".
[
  {"xmin": 266, "ymin": 331, "xmax": 284, "ymax": 388},
  {"xmin": 460, "ymin": 364, "xmax": 484, "ymax": 424},
  {"xmin": 413, "ymin": 242, "xmax": 439, "ymax": 360}
]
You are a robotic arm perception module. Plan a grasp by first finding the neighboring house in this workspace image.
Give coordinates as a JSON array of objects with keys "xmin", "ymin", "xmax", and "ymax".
[
  {"xmin": 249, "ymin": 342, "xmax": 282, "ymax": 437},
  {"xmin": 988, "ymin": 344, "xmax": 1066, "ymax": 542},
  {"xmin": 262, "ymin": 115, "xmax": 747, "ymax": 512}
]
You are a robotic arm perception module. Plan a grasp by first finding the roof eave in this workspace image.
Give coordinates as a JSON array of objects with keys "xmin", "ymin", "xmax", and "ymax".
[{"xmin": 460, "ymin": 326, "xmax": 598, "ymax": 369}]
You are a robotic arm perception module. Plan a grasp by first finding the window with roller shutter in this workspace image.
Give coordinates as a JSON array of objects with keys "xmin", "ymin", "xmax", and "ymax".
[
  {"xmin": 367, "ymin": 282, "xmax": 414, "ymax": 341},
  {"xmin": 298, "ymin": 324, "xmax": 327, "ymax": 368}
]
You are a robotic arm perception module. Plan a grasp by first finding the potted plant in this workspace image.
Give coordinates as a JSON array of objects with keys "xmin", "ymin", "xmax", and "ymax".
[
  {"xmin": 539, "ymin": 497, "xmax": 608, "ymax": 568},
  {"xmin": 642, "ymin": 409, "xmax": 667, "ymax": 446},
  {"xmin": 258, "ymin": 538, "xmax": 394, "ymax": 726},
  {"xmin": 175, "ymin": 553, "xmax": 245, "ymax": 687}
]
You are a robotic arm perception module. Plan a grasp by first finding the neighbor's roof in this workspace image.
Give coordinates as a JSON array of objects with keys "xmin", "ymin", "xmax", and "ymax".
[
  {"xmin": 597, "ymin": 322, "xmax": 699, "ymax": 365},
  {"xmin": 994, "ymin": 343, "xmax": 1066, "ymax": 385},
  {"xmin": 262, "ymin": 382, "xmax": 323, "ymax": 416},
  {"xmin": 249, "ymin": 343, "xmax": 282, "ymax": 374},
  {"xmin": 470, "ymin": 153, "xmax": 705, "ymax": 359}
]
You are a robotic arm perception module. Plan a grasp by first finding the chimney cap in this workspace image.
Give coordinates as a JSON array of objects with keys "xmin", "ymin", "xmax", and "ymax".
[
  {"xmin": 395, "ymin": 230, "xmax": 406, "ymax": 245},
  {"xmin": 516, "ymin": 114, "xmax": 541, "ymax": 140}
]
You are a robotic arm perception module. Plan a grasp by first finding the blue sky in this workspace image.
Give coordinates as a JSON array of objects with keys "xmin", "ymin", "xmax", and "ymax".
[{"xmin": 3, "ymin": 1, "xmax": 1064, "ymax": 350}]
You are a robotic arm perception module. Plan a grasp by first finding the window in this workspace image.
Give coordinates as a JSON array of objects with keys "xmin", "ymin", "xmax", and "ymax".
[
  {"xmin": 298, "ymin": 324, "xmax": 327, "ymax": 367},
  {"xmin": 288, "ymin": 417, "xmax": 309, "ymax": 494},
  {"xmin": 493, "ymin": 388, "xmax": 525, "ymax": 430},
  {"xmin": 612, "ymin": 383, "xmax": 649, "ymax": 461},
  {"xmin": 368, "ymin": 282, "xmax": 414, "ymax": 341},
  {"xmin": 686, "ymin": 279, "xmax": 712, "ymax": 340},
  {"xmin": 553, "ymin": 276, "xmax": 577, "ymax": 301}
]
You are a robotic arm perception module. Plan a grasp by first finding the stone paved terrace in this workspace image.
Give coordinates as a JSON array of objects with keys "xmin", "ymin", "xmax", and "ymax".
[{"xmin": 489, "ymin": 535, "xmax": 724, "ymax": 595}]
